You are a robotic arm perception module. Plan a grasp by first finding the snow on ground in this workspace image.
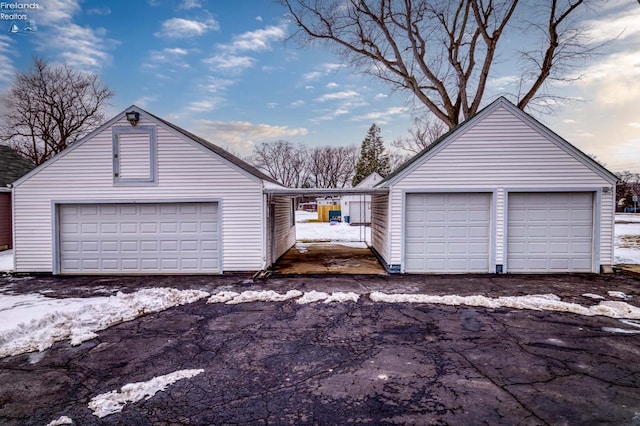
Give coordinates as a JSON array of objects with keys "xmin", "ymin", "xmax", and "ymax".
[
  {"xmin": 369, "ymin": 292, "xmax": 640, "ymax": 319},
  {"xmin": 88, "ymin": 369, "xmax": 204, "ymax": 418},
  {"xmin": 0, "ymin": 288, "xmax": 209, "ymax": 358},
  {"xmin": 0, "ymin": 249, "xmax": 13, "ymax": 271},
  {"xmin": 614, "ymin": 217, "xmax": 640, "ymax": 264},
  {"xmin": 207, "ymin": 290, "xmax": 303, "ymax": 304},
  {"xmin": 45, "ymin": 416, "xmax": 73, "ymax": 426},
  {"xmin": 0, "ymin": 294, "xmax": 109, "ymax": 332},
  {"xmin": 295, "ymin": 210, "xmax": 370, "ymax": 243}
]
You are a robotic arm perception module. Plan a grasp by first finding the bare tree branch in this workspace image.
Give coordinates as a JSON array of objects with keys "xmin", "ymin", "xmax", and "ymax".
[
  {"xmin": 0, "ymin": 57, "xmax": 114, "ymax": 165},
  {"xmin": 282, "ymin": 0, "xmax": 596, "ymax": 128}
]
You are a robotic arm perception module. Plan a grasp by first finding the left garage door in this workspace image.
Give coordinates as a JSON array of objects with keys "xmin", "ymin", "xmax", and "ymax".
[{"xmin": 59, "ymin": 202, "xmax": 220, "ymax": 274}]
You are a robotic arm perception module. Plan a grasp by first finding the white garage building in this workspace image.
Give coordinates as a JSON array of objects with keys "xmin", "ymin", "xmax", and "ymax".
[
  {"xmin": 371, "ymin": 97, "xmax": 617, "ymax": 274},
  {"xmin": 12, "ymin": 107, "xmax": 295, "ymax": 275}
]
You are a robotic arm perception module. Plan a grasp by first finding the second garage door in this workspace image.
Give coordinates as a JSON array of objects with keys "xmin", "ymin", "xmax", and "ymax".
[
  {"xmin": 59, "ymin": 202, "xmax": 220, "ymax": 274},
  {"xmin": 507, "ymin": 192, "xmax": 593, "ymax": 273},
  {"xmin": 405, "ymin": 193, "xmax": 491, "ymax": 273}
]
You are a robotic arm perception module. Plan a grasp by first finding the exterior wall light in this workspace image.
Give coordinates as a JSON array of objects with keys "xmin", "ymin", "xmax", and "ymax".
[{"xmin": 125, "ymin": 111, "xmax": 140, "ymax": 126}]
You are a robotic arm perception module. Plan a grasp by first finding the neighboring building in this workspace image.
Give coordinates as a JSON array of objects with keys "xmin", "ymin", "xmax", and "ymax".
[
  {"xmin": 371, "ymin": 97, "xmax": 618, "ymax": 274},
  {"xmin": 0, "ymin": 146, "xmax": 34, "ymax": 250},
  {"xmin": 341, "ymin": 172, "xmax": 383, "ymax": 225},
  {"xmin": 12, "ymin": 106, "xmax": 295, "ymax": 274},
  {"xmin": 316, "ymin": 196, "xmax": 341, "ymax": 222}
]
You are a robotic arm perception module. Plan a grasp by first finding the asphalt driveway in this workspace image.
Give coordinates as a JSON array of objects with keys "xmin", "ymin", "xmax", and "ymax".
[{"xmin": 1, "ymin": 273, "xmax": 640, "ymax": 425}]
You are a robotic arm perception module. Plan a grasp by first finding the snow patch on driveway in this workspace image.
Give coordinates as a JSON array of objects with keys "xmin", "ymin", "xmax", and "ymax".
[
  {"xmin": 88, "ymin": 369, "xmax": 204, "ymax": 418},
  {"xmin": 0, "ymin": 288, "xmax": 209, "ymax": 358},
  {"xmin": 369, "ymin": 292, "xmax": 640, "ymax": 319}
]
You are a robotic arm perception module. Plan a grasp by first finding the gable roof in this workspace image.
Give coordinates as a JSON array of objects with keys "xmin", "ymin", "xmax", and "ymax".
[
  {"xmin": 14, "ymin": 105, "xmax": 282, "ymax": 188},
  {"xmin": 0, "ymin": 145, "xmax": 34, "ymax": 187},
  {"xmin": 378, "ymin": 97, "xmax": 618, "ymax": 187},
  {"xmin": 141, "ymin": 108, "xmax": 280, "ymax": 185},
  {"xmin": 355, "ymin": 172, "xmax": 383, "ymax": 188}
]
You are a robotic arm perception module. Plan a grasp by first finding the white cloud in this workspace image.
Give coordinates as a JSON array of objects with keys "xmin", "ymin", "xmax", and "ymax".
[
  {"xmin": 489, "ymin": 75, "xmax": 519, "ymax": 90},
  {"xmin": 224, "ymin": 24, "xmax": 287, "ymax": 52},
  {"xmin": 38, "ymin": 24, "xmax": 116, "ymax": 70},
  {"xmin": 145, "ymin": 47, "xmax": 190, "ymax": 69},
  {"xmin": 575, "ymin": 50, "xmax": 640, "ymax": 105},
  {"xmin": 303, "ymin": 71, "xmax": 323, "ymax": 81},
  {"xmin": 374, "ymin": 93, "xmax": 388, "ymax": 99},
  {"xmin": 0, "ymin": 35, "xmax": 16, "ymax": 88},
  {"xmin": 321, "ymin": 63, "xmax": 341, "ymax": 72},
  {"xmin": 32, "ymin": 0, "xmax": 116, "ymax": 71},
  {"xmin": 87, "ymin": 7, "xmax": 111, "ymax": 15},
  {"xmin": 629, "ymin": 122, "xmax": 640, "ymax": 129},
  {"xmin": 178, "ymin": 0, "xmax": 202, "ymax": 9},
  {"xmin": 585, "ymin": 5, "xmax": 640, "ymax": 44},
  {"xmin": 291, "ymin": 100, "xmax": 304, "ymax": 107},
  {"xmin": 202, "ymin": 76, "xmax": 236, "ymax": 93},
  {"xmin": 256, "ymin": 16, "xmax": 263, "ymax": 22},
  {"xmin": 196, "ymin": 120, "xmax": 308, "ymax": 154},
  {"xmin": 187, "ymin": 99, "xmax": 222, "ymax": 112},
  {"xmin": 313, "ymin": 108, "xmax": 351, "ymax": 122},
  {"xmin": 155, "ymin": 17, "xmax": 219, "ymax": 38},
  {"xmin": 326, "ymin": 82, "xmax": 339, "ymax": 89},
  {"xmin": 352, "ymin": 106, "xmax": 409, "ymax": 123},
  {"xmin": 133, "ymin": 96, "xmax": 158, "ymax": 108},
  {"xmin": 36, "ymin": 0, "xmax": 81, "ymax": 25},
  {"xmin": 316, "ymin": 90, "xmax": 360, "ymax": 102},
  {"xmin": 204, "ymin": 55, "xmax": 255, "ymax": 72}
]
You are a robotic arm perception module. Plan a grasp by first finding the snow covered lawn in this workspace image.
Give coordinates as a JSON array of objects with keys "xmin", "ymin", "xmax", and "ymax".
[
  {"xmin": 295, "ymin": 210, "xmax": 370, "ymax": 243},
  {"xmin": 615, "ymin": 214, "xmax": 640, "ymax": 264},
  {"xmin": 0, "ymin": 288, "xmax": 208, "ymax": 358}
]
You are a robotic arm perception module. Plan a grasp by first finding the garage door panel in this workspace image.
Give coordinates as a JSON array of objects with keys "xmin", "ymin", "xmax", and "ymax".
[
  {"xmin": 405, "ymin": 193, "xmax": 491, "ymax": 273},
  {"xmin": 60, "ymin": 202, "xmax": 220, "ymax": 274},
  {"xmin": 507, "ymin": 192, "xmax": 592, "ymax": 273}
]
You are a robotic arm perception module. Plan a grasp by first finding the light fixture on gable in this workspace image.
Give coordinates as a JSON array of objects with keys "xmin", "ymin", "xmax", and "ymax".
[{"xmin": 125, "ymin": 111, "xmax": 140, "ymax": 126}]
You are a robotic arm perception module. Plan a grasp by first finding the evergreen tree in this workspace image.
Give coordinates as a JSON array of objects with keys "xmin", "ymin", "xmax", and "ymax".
[{"xmin": 352, "ymin": 123, "xmax": 390, "ymax": 186}]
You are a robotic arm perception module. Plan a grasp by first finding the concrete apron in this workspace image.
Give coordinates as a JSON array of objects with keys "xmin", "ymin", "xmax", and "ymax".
[{"xmin": 274, "ymin": 243, "xmax": 386, "ymax": 275}]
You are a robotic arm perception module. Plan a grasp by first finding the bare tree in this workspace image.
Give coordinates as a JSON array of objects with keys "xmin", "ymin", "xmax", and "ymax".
[
  {"xmin": 392, "ymin": 115, "xmax": 447, "ymax": 154},
  {"xmin": 308, "ymin": 145, "xmax": 358, "ymax": 188},
  {"xmin": 616, "ymin": 170, "xmax": 640, "ymax": 212},
  {"xmin": 0, "ymin": 57, "xmax": 114, "ymax": 165},
  {"xmin": 283, "ymin": 0, "xmax": 595, "ymax": 128},
  {"xmin": 251, "ymin": 140, "xmax": 310, "ymax": 187}
]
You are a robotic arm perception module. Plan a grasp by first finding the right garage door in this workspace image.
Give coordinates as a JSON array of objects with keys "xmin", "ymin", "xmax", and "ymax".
[{"xmin": 507, "ymin": 192, "xmax": 593, "ymax": 273}]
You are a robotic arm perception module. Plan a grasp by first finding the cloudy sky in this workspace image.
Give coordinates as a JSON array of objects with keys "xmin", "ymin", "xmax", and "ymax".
[{"xmin": 0, "ymin": 0, "xmax": 639, "ymax": 172}]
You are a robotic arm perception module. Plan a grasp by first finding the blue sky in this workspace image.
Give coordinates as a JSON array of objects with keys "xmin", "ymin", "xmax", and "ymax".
[{"xmin": 0, "ymin": 0, "xmax": 639, "ymax": 172}]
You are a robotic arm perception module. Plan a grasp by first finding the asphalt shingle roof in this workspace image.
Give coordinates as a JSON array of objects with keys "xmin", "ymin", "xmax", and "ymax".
[{"xmin": 0, "ymin": 145, "xmax": 34, "ymax": 187}]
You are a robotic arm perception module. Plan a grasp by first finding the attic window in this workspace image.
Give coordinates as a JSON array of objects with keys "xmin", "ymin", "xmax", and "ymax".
[{"xmin": 113, "ymin": 126, "xmax": 157, "ymax": 185}]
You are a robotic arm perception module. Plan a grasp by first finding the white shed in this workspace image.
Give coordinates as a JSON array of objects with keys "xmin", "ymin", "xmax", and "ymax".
[
  {"xmin": 12, "ymin": 106, "xmax": 295, "ymax": 274},
  {"xmin": 341, "ymin": 172, "xmax": 383, "ymax": 224},
  {"xmin": 371, "ymin": 97, "xmax": 617, "ymax": 274}
]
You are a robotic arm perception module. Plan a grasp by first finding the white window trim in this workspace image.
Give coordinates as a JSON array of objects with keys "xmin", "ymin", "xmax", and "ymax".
[{"xmin": 112, "ymin": 126, "xmax": 157, "ymax": 186}]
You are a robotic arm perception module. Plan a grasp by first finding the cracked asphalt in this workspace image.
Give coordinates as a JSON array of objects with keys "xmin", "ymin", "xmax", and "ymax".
[{"xmin": 1, "ymin": 273, "xmax": 640, "ymax": 425}]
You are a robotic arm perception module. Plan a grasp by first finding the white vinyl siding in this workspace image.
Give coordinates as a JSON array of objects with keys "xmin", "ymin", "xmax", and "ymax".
[
  {"xmin": 370, "ymin": 193, "xmax": 389, "ymax": 266},
  {"xmin": 405, "ymin": 193, "xmax": 491, "ymax": 273},
  {"xmin": 59, "ymin": 202, "xmax": 220, "ymax": 274},
  {"xmin": 270, "ymin": 195, "xmax": 296, "ymax": 263},
  {"xmin": 385, "ymin": 104, "xmax": 615, "ymax": 272},
  {"xmin": 507, "ymin": 192, "xmax": 593, "ymax": 273},
  {"xmin": 13, "ymin": 115, "xmax": 265, "ymax": 273},
  {"xmin": 119, "ymin": 133, "xmax": 151, "ymax": 179}
]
